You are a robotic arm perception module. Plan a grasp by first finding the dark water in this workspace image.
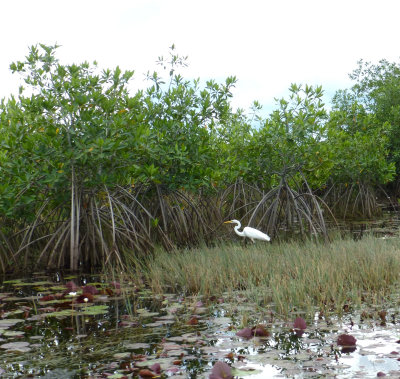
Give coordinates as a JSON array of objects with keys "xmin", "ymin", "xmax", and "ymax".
[{"xmin": 332, "ymin": 210, "xmax": 400, "ymax": 239}]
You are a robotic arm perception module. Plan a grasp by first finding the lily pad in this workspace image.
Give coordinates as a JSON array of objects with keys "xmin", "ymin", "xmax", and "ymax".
[
  {"xmin": 135, "ymin": 357, "xmax": 175, "ymax": 369},
  {"xmin": 107, "ymin": 372, "xmax": 127, "ymax": 379},
  {"xmin": 49, "ymin": 285, "xmax": 69, "ymax": 291},
  {"xmin": 3, "ymin": 330, "xmax": 25, "ymax": 337},
  {"xmin": 1, "ymin": 297, "xmax": 26, "ymax": 302},
  {"xmin": 3, "ymin": 279, "xmax": 23, "ymax": 284},
  {"xmin": 113, "ymin": 352, "xmax": 132, "ymax": 359},
  {"xmin": 81, "ymin": 305, "xmax": 109, "ymax": 315},
  {"xmin": 13, "ymin": 281, "xmax": 52, "ymax": 286},
  {"xmin": 0, "ymin": 319, "xmax": 24, "ymax": 328},
  {"xmin": 125, "ymin": 342, "xmax": 151, "ymax": 350},
  {"xmin": 45, "ymin": 309, "xmax": 78, "ymax": 317},
  {"xmin": 29, "ymin": 335, "xmax": 44, "ymax": 340},
  {"xmin": 136, "ymin": 309, "xmax": 159, "ymax": 318},
  {"xmin": 0, "ymin": 341, "xmax": 31, "ymax": 352},
  {"xmin": 144, "ymin": 321, "xmax": 168, "ymax": 327}
]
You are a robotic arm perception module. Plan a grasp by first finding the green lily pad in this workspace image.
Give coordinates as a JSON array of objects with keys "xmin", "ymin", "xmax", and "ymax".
[
  {"xmin": 3, "ymin": 280, "xmax": 23, "ymax": 284},
  {"xmin": 5, "ymin": 309, "xmax": 23, "ymax": 316},
  {"xmin": 45, "ymin": 309, "xmax": 78, "ymax": 317},
  {"xmin": 81, "ymin": 305, "xmax": 109, "ymax": 315},
  {"xmin": 1, "ymin": 297, "xmax": 26, "ymax": 302},
  {"xmin": 136, "ymin": 309, "xmax": 159, "ymax": 318},
  {"xmin": 107, "ymin": 372, "xmax": 127, "ymax": 379},
  {"xmin": 49, "ymin": 285, "xmax": 69, "ymax": 291},
  {"xmin": 13, "ymin": 281, "xmax": 52, "ymax": 286}
]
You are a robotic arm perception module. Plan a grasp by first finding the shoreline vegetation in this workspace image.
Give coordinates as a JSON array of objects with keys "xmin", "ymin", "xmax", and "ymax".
[{"xmin": 135, "ymin": 235, "xmax": 400, "ymax": 315}]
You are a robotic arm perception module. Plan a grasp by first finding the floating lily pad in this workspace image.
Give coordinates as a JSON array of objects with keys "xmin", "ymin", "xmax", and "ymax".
[
  {"xmin": 136, "ymin": 309, "xmax": 159, "ymax": 318},
  {"xmin": 0, "ymin": 319, "xmax": 24, "ymax": 328},
  {"xmin": 3, "ymin": 330, "xmax": 25, "ymax": 337},
  {"xmin": 81, "ymin": 305, "xmax": 109, "ymax": 315},
  {"xmin": 1, "ymin": 297, "xmax": 26, "ymax": 302},
  {"xmin": 125, "ymin": 342, "xmax": 151, "ymax": 350},
  {"xmin": 156, "ymin": 315, "xmax": 176, "ymax": 321},
  {"xmin": 144, "ymin": 321, "xmax": 168, "ymax": 327},
  {"xmin": 49, "ymin": 285, "xmax": 68, "ymax": 291},
  {"xmin": 107, "ymin": 372, "xmax": 127, "ymax": 379},
  {"xmin": 3, "ymin": 279, "xmax": 23, "ymax": 284},
  {"xmin": 13, "ymin": 281, "xmax": 52, "ymax": 286},
  {"xmin": 29, "ymin": 335, "xmax": 44, "ymax": 340},
  {"xmin": 113, "ymin": 352, "xmax": 131, "ymax": 359},
  {"xmin": 5, "ymin": 309, "xmax": 24, "ymax": 316},
  {"xmin": 0, "ymin": 341, "xmax": 31, "ymax": 352},
  {"xmin": 135, "ymin": 357, "xmax": 175, "ymax": 369},
  {"xmin": 44, "ymin": 309, "xmax": 78, "ymax": 317}
]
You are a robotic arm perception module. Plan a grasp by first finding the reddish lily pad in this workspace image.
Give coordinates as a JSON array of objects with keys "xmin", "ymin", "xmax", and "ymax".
[
  {"xmin": 65, "ymin": 281, "xmax": 79, "ymax": 292},
  {"xmin": 210, "ymin": 361, "xmax": 233, "ymax": 379},
  {"xmin": 82, "ymin": 285, "xmax": 98, "ymax": 295},
  {"xmin": 138, "ymin": 369, "xmax": 158, "ymax": 378},
  {"xmin": 236, "ymin": 327, "xmax": 253, "ymax": 339},
  {"xmin": 252, "ymin": 325, "xmax": 269, "ymax": 337},
  {"xmin": 337, "ymin": 334, "xmax": 357, "ymax": 346},
  {"xmin": 236, "ymin": 325, "xmax": 269, "ymax": 339},
  {"xmin": 293, "ymin": 317, "xmax": 307, "ymax": 337},
  {"xmin": 150, "ymin": 363, "xmax": 161, "ymax": 374}
]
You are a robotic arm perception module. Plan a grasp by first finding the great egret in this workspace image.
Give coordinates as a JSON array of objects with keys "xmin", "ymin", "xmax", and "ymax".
[{"xmin": 224, "ymin": 219, "xmax": 271, "ymax": 242}]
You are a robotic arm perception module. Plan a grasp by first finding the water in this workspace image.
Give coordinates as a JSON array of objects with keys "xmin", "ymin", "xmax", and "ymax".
[{"xmin": 0, "ymin": 273, "xmax": 399, "ymax": 378}]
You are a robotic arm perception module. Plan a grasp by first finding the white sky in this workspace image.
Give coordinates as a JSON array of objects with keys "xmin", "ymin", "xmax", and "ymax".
[{"xmin": 1, "ymin": 0, "xmax": 400, "ymax": 114}]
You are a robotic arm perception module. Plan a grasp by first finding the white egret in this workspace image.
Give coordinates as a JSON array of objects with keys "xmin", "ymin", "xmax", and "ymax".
[{"xmin": 224, "ymin": 220, "xmax": 271, "ymax": 242}]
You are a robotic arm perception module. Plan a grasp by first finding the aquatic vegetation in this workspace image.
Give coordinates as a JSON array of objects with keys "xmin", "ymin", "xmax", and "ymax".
[
  {"xmin": 337, "ymin": 333, "xmax": 357, "ymax": 347},
  {"xmin": 209, "ymin": 361, "xmax": 233, "ymax": 379},
  {"xmin": 0, "ymin": 273, "xmax": 399, "ymax": 378},
  {"xmin": 141, "ymin": 235, "xmax": 400, "ymax": 314},
  {"xmin": 293, "ymin": 317, "xmax": 307, "ymax": 337}
]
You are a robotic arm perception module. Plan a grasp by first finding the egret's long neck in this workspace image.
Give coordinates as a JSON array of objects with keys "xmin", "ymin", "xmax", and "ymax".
[{"xmin": 234, "ymin": 222, "xmax": 245, "ymax": 237}]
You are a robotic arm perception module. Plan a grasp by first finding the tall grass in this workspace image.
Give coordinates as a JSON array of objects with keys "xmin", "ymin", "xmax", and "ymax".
[{"xmin": 137, "ymin": 236, "xmax": 400, "ymax": 314}]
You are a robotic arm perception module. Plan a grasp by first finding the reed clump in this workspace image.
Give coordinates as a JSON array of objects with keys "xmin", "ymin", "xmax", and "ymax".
[{"xmin": 138, "ymin": 236, "xmax": 400, "ymax": 314}]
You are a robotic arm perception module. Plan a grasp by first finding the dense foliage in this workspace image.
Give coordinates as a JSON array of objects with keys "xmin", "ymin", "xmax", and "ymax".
[{"xmin": 0, "ymin": 44, "xmax": 398, "ymax": 271}]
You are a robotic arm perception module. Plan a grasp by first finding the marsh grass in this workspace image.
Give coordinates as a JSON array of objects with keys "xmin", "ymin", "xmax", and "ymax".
[{"xmin": 138, "ymin": 236, "xmax": 400, "ymax": 314}]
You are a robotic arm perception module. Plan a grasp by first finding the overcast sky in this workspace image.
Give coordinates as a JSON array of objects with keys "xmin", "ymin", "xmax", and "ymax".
[{"xmin": 1, "ymin": 0, "xmax": 400, "ymax": 115}]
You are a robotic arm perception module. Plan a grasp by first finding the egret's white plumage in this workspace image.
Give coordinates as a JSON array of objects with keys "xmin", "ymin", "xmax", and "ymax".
[{"xmin": 224, "ymin": 219, "xmax": 271, "ymax": 242}]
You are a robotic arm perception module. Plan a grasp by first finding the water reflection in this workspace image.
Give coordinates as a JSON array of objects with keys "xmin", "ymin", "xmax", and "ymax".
[{"xmin": 332, "ymin": 210, "xmax": 400, "ymax": 240}]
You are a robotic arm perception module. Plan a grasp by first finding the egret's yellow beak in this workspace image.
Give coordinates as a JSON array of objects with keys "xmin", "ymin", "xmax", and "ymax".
[{"xmin": 224, "ymin": 221, "xmax": 233, "ymax": 224}]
